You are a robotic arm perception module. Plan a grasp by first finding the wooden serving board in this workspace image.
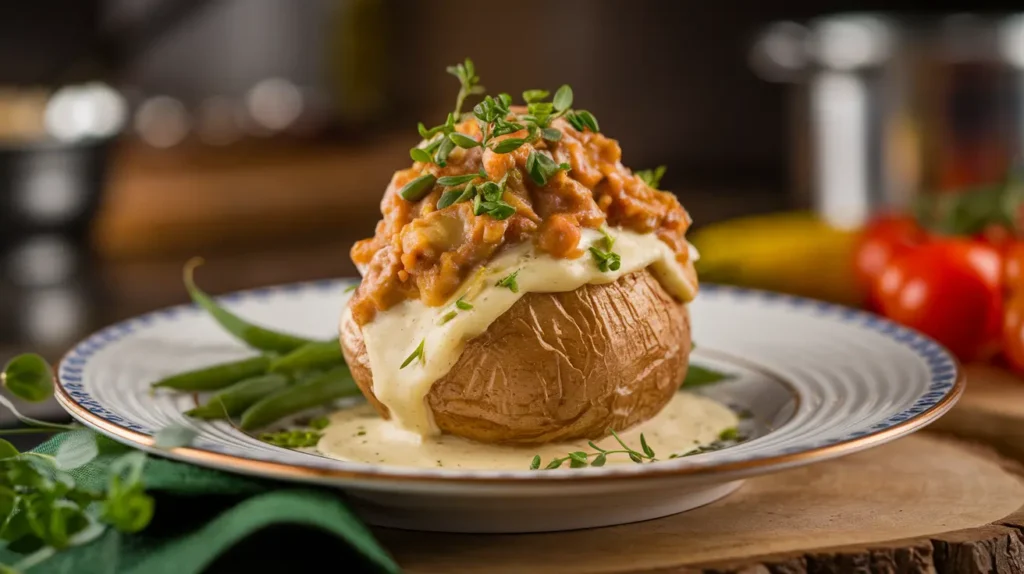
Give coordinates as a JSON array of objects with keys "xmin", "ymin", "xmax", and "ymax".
[{"xmin": 376, "ymin": 365, "xmax": 1024, "ymax": 574}]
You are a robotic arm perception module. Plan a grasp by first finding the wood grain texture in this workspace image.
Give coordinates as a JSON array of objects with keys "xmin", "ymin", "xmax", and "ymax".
[{"xmin": 375, "ymin": 433, "xmax": 1024, "ymax": 574}]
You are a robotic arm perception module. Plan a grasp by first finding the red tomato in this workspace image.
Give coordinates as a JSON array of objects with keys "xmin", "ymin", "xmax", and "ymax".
[
  {"xmin": 977, "ymin": 224, "xmax": 1015, "ymax": 255},
  {"xmin": 874, "ymin": 239, "xmax": 1003, "ymax": 362},
  {"xmin": 853, "ymin": 214, "xmax": 928, "ymax": 311},
  {"xmin": 1004, "ymin": 241, "xmax": 1024, "ymax": 292},
  {"xmin": 1003, "ymin": 291, "xmax": 1024, "ymax": 373}
]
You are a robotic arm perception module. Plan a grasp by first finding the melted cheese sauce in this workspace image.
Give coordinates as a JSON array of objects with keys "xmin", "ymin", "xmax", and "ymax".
[
  {"xmin": 317, "ymin": 391, "xmax": 736, "ymax": 470},
  {"xmin": 341, "ymin": 227, "xmax": 698, "ymax": 438}
]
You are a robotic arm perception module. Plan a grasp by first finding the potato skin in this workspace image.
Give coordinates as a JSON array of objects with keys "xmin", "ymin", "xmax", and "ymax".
[{"xmin": 340, "ymin": 269, "xmax": 691, "ymax": 445}]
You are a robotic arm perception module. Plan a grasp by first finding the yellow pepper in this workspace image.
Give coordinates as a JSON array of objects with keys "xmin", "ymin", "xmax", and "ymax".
[{"xmin": 690, "ymin": 211, "xmax": 864, "ymax": 307}]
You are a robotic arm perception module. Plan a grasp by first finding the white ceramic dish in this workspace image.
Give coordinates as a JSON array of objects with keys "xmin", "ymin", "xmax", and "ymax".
[{"xmin": 54, "ymin": 280, "xmax": 963, "ymax": 533}]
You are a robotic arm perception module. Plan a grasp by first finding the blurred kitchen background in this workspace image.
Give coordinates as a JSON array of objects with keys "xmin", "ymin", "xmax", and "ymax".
[{"xmin": 3, "ymin": 0, "xmax": 1024, "ymax": 431}]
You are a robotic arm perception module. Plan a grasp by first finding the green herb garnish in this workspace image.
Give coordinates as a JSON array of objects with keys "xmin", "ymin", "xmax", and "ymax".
[
  {"xmin": 260, "ymin": 429, "xmax": 322, "ymax": 448},
  {"xmin": 469, "ymin": 174, "xmax": 516, "ymax": 220},
  {"xmin": 532, "ymin": 429, "xmax": 656, "ymax": 470},
  {"xmin": 437, "ymin": 184, "xmax": 476, "ymax": 210},
  {"xmin": 398, "ymin": 174, "xmax": 437, "ymax": 201},
  {"xmin": 635, "ymin": 165, "xmax": 666, "ymax": 189},
  {"xmin": 400, "ymin": 339, "xmax": 426, "ymax": 369},
  {"xmin": 309, "ymin": 416, "xmax": 330, "ymax": 430},
  {"xmin": 343, "ymin": 283, "xmax": 359, "ymax": 293},
  {"xmin": 525, "ymin": 150, "xmax": 571, "ymax": 186},
  {"xmin": 599, "ymin": 227, "xmax": 616, "ymax": 250},
  {"xmin": 565, "ymin": 109, "xmax": 600, "ymax": 133},
  {"xmin": 437, "ymin": 173, "xmax": 480, "ymax": 187},
  {"xmin": 495, "ymin": 270, "xmax": 520, "ymax": 293},
  {"xmin": 718, "ymin": 427, "xmax": 740, "ymax": 441},
  {"xmin": 438, "ymin": 310, "xmax": 458, "ymax": 325},
  {"xmin": 589, "ymin": 246, "xmax": 621, "ymax": 272},
  {"xmin": 455, "ymin": 297, "xmax": 473, "ymax": 310},
  {"xmin": 681, "ymin": 364, "xmax": 733, "ymax": 387}
]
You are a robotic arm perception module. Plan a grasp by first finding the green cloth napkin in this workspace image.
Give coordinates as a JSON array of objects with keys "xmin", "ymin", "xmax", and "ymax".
[{"xmin": 0, "ymin": 433, "xmax": 401, "ymax": 574}]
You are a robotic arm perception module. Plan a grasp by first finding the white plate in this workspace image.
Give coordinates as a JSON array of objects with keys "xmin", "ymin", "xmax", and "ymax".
[{"xmin": 54, "ymin": 280, "xmax": 963, "ymax": 533}]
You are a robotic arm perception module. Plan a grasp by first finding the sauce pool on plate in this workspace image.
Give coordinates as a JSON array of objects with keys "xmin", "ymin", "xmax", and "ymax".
[{"xmin": 316, "ymin": 391, "xmax": 738, "ymax": 470}]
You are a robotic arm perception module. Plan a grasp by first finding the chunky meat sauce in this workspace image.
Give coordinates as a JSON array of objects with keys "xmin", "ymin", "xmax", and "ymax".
[{"xmin": 349, "ymin": 115, "xmax": 693, "ymax": 325}]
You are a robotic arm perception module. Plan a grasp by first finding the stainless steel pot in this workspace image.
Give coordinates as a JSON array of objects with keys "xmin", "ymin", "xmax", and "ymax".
[{"xmin": 751, "ymin": 12, "xmax": 1024, "ymax": 228}]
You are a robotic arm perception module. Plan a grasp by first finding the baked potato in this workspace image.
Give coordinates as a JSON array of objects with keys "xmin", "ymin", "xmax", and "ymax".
[{"xmin": 341, "ymin": 269, "xmax": 691, "ymax": 445}]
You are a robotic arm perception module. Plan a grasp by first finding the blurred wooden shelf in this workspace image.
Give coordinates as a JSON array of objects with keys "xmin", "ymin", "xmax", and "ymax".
[{"xmin": 92, "ymin": 135, "xmax": 413, "ymax": 260}]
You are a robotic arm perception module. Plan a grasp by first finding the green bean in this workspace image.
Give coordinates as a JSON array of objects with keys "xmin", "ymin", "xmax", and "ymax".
[
  {"xmin": 239, "ymin": 365, "xmax": 360, "ymax": 430},
  {"xmin": 184, "ymin": 258, "xmax": 314, "ymax": 353},
  {"xmin": 183, "ymin": 373, "xmax": 290, "ymax": 419},
  {"xmin": 150, "ymin": 355, "xmax": 271, "ymax": 390},
  {"xmin": 269, "ymin": 340, "xmax": 345, "ymax": 374}
]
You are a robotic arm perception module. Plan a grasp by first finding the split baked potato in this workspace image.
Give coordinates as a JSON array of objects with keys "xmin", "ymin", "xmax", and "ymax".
[{"xmin": 340, "ymin": 269, "xmax": 690, "ymax": 445}]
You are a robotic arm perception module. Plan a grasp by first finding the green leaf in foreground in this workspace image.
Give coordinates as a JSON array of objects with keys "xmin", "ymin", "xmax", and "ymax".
[
  {"xmin": 0, "ymin": 438, "xmax": 18, "ymax": 459},
  {"xmin": 2, "ymin": 353, "xmax": 54, "ymax": 403},
  {"xmin": 55, "ymin": 430, "xmax": 99, "ymax": 470},
  {"xmin": 183, "ymin": 258, "xmax": 313, "ymax": 353},
  {"xmin": 681, "ymin": 364, "xmax": 733, "ymax": 387},
  {"xmin": 153, "ymin": 424, "xmax": 198, "ymax": 449}
]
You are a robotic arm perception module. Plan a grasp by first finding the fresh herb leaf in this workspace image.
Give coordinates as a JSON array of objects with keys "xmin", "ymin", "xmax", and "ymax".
[
  {"xmin": 309, "ymin": 416, "xmax": 330, "ymax": 430},
  {"xmin": 437, "ymin": 189, "xmax": 464, "ymax": 209},
  {"xmin": 438, "ymin": 310, "xmax": 458, "ymax": 325},
  {"xmin": 344, "ymin": 283, "xmax": 359, "ymax": 293},
  {"xmin": 400, "ymin": 339, "xmax": 426, "ymax": 369},
  {"xmin": 2, "ymin": 354, "xmax": 53, "ymax": 403},
  {"xmin": 589, "ymin": 246, "xmax": 621, "ymax": 272},
  {"xmin": 522, "ymin": 89, "xmax": 549, "ymax": 103},
  {"xmin": 446, "ymin": 58, "xmax": 483, "ymax": 117},
  {"xmin": 600, "ymin": 227, "xmax": 616, "ymax": 250},
  {"xmin": 529, "ymin": 455, "xmax": 541, "ymax": 470},
  {"xmin": 260, "ymin": 430, "xmax": 322, "ymax": 448},
  {"xmin": 541, "ymin": 127, "xmax": 562, "ymax": 142},
  {"xmin": 409, "ymin": 147, "xmax": 433, "ymax": 163},
  {"xmin": 552, "ymin": 85, "xmax": 573, "ymax": 112},
  {"xmin": 495, "ymin": 270, "xmax": 520, "ymax": 293},
  {"xmin": 153, "ymin": 424, "xmax": 197, "ymax": 449},
  {"xmin": 636, "ymin": 165, "xmax": 667, "ymax": 189},
  {"xmin": 437, "ymin": 174, "xmax": 479, "ymax": 187},
  {"xmin": 418, "ymin": 122, "xmax": 444, "ymax": 139},
  {"xmin": 484, "ymin": 202, "xmax": 516, "ymax": 220},
  {"xmin": 398, "ymin": 174, "xmax": 437, "ymax": 201},
  {"xmin": 490, "ymin": 138, "xmax": 526, "ymax": 154},
  {"xmin": 0, "ymin": 439, "xmax": 17, "ymax": 460},
  {"xmin": 640, "ymin": 434, "xmax": 655, "ymax": 458},
  {"xmin": 566, "ymin": 110, "xmax": 599, "ymax": 133},
  {"xmin": 447, "ymin": 132, "xmax": 479, "ymax": 149},
  {"xmin": 682, "ymin": 364, "xmax": 733, "ymax": 387},
  {"xmin": 54, "ymin": 430, "xmax": 99, "ymax": 471},
  {"xmin": 525, "ymin": 150, "xmax": 567, "ymax": 186},
  {"xmin": 455, "ymin": 297, "xmax": 473, "ymax": 310},
  {"xmin": 591, "ymin": 453, "xmax": 607, "ymax": 467},
  {"xmin": 434, "ymin": 137, "xmax": 456, "ymax": 167},
  {"xmin": 718, "ymin": 427, "xmax": 740, "ymax": 442}
]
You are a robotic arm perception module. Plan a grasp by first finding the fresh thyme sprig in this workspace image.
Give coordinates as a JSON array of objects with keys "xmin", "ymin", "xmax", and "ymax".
[
  {"xmin": 410, "ymin": 58, "xmax": 483, "ymax": 167},
  {"xmin": 636, "ymin": 165, "xmax": 667, "ymax": 189},
  {"xmin": 531, "ymin": 429, "xmax": 656, "ymax": 470}
]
